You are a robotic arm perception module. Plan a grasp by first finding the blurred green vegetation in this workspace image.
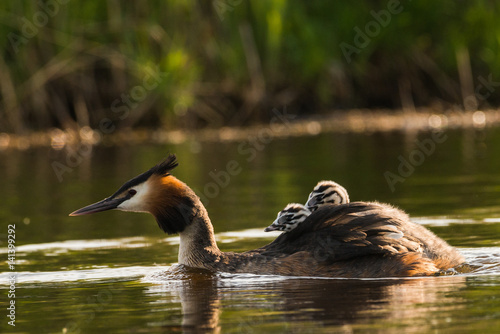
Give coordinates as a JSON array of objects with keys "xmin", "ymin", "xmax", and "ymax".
[{"xmin": 0, "ymin": 0, "xmax": 499, "ymax": 134}]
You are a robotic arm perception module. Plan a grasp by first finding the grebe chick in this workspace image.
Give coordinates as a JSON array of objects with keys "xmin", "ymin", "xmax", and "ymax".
[
  {"xmin": 69, "ymin": 155, "xmax": 464, "ymax": 278},
  {"xmin": 305, "ymin": 180, "xmax": 349, "ymax": 212},
  {"xmin": 264, "ymin": 204, "xmax": 311, "ymax": 232},
  {"xmin": 265, "ymin": 181, "xmax": 349, "ymax": 233}
]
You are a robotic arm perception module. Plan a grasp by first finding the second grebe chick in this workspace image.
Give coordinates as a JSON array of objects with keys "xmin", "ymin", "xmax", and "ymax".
[
  {"xmin": 69, "ymin": 155, "xmax": 465, "ymax": 278},
  {"xmin": 305, "ymin": 180, "xmax": 349, "ymax": 212},
  {"xmin": 264, "ymin": 204, "xmax": 311, "ymax": 232}
]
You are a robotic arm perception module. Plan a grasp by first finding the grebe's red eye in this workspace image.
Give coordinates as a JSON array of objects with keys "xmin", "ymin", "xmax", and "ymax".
[{"xmin": 128, "ymin": 189, "xmax": 137, "ymax": 196}]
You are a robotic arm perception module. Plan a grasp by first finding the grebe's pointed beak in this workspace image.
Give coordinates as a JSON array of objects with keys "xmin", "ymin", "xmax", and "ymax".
[
  {"xmin": 305, "ymin": 197, "xmax": 318, "ymax": 210},
  {"xmin": 69, "ymin": 197, "xmax": 126, "ymax": 216},
  {"xmin": 264, "ymin": 218, "xmax": 281, "ymax": 232}
]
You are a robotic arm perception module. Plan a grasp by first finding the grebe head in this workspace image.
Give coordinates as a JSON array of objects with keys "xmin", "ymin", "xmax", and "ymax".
[
  {"xmin": 69, "ymin": 154, "xmax": 197, "ymax": 234},
  {"xmin": 305, "ymin": 180, "xmax": 349, "ymax": 212},
  {"xmin": 264, "ymin": 203, "xmax": 311, "ymax": 232}
]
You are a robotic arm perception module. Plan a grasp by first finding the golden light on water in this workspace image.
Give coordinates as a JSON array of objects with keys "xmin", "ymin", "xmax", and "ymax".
[
  {"xmin": 79, "ymin": 126, "xmax": 101, "ymax": 144},
  {"xmin": 0, "ymin": 110, "xmax": 500, "ymax": 150},
  {"xmin": 428, "ymin": 114, "xmax": 448, "ymax": 129},
  {"xmin": 472, "ymin": 110, "xmax": 486, "ymax": 128},
  {"xmin": 50, "ymin": 128, "xmax": 67, "ymax": 150},
  {"xmin": 0, "ymin": 133, "xmax": 11, "ymax": 150}
]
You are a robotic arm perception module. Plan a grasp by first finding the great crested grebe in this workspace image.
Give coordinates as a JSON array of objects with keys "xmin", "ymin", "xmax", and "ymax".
[
  {"xmin": 264, "ymin": 203, "xmax": 311, "ymax": 232},
  {"xmin": 265, "ymin": 181, "xmax": 350, "ymax": 232},
  {"xmin": 70, "ymin": 155, "xmax": 464, "ymax": 278}
]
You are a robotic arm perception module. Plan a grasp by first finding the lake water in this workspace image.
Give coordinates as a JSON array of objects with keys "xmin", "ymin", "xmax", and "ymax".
[{"xmin": 2, "ymin": 126, "xmax": 500, "ymax": 333}]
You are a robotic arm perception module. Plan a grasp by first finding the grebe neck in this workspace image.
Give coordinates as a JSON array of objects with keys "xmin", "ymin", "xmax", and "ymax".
[{"xmin": 178, "ymin": 199, "xmax": 222, "ymax": 268}]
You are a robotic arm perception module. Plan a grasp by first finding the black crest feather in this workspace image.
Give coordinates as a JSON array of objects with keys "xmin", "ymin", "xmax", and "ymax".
[
  {"xmin": 150, "ymin": 154, "xmax": 179, "ymax": 177},
  {"xmin": 110, "ymin": 154, "xmax": 178, "ymax": 198}
]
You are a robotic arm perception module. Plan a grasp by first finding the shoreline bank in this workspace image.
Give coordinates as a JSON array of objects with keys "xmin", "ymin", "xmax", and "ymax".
[{"xmin": 1, "ymin": 108, "xmax": 499, "ymax": 151}]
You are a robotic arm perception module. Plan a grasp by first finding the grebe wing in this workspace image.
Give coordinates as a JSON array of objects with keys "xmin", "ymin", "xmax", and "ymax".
[{"xmin": 259, "ymin": 202, "xmax": 424, "ymax": 263}]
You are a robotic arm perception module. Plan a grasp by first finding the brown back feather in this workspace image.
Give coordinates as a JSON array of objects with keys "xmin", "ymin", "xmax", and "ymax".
[{"xmin": 259, "ymin": 202, "xmax": 428, "ymax": 263}]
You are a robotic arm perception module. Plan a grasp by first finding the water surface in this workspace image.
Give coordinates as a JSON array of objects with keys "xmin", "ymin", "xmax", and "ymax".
[{"xmin": 1, "ymin": 127, "xmax": 500, "ymax": 333}]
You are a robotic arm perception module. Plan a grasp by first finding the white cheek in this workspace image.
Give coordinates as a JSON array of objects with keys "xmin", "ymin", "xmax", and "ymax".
[
  {"xmin": 117, "ymin": 182, "xmax": 150, "ymax": 212},
  {"xmin": 323, "ymin": 192, "xmax": 342, "ymax": 204},
  {"xmin": 332, "ymin": 193, "xmax": 341, "ymax": 204}
]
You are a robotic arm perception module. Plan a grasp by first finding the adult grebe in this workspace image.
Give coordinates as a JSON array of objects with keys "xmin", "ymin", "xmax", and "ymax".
[
  {"xmin": 69, "ymin": 155, "xmax": 464, "ymax": 278},
  {"xmin": 264, "ymin": 181, "xmax": 350, "ymax": 232}
]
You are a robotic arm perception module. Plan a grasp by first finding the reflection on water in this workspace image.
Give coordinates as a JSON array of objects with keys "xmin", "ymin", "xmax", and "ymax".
[{"xmin": 143, "ymin": 265, "xmax": 467, "ymax": 333}]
